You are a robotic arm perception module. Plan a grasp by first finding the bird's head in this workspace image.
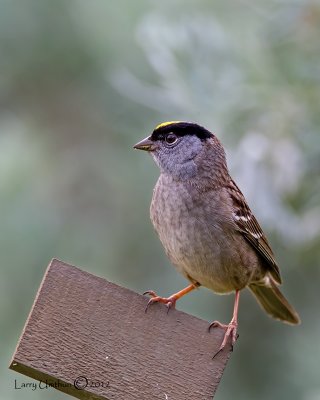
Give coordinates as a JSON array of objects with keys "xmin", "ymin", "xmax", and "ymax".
[{"xmin": 134, "ymin": 121, "xmax": 227, "ymax": 182}]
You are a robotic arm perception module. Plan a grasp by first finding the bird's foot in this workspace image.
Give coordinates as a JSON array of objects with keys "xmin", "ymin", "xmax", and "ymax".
[
  {"xmin": 143, "ymin": 290, "xmax": 177, "ymax": 313},
  {"xmin": 208, "ymin": 319, "xmax": 239, "ymax": 358}
]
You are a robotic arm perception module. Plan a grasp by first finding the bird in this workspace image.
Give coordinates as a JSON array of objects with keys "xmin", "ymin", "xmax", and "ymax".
[{"xmin": 134, "ymin": 121, "xmax": 300, "ymax": 356}]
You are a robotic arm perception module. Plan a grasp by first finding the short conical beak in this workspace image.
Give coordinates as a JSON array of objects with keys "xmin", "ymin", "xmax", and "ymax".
[{"xmin": 133, "ymin": 136, "xmax": 156, "ymax": 151}]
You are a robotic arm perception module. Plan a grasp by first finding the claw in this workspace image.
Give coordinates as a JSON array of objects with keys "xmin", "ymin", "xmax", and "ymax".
[
  {"xmin": 212, "ymin": 347, "xmax": 223, "ymax": 359},
  {"xmin": 208, "ymin": 320, "xmax": 227, "ymax": 332},
  {"xmin": 209, "ymin": 319, "xmax": 239, "ymax": 359},
  {"xmin": 208, "ymin": 290, "xmax": 240, "ymax": 358},
  {"xmin": 143, "ymin": 290, "xmax": 157, "ymax": 297},
  {"xmin": 142, "ymin": 284, "xmax": 197, "ymax": 314},
  {"xmin": 143, "ymin": 290, "xmax": 177, "ymax": 313}
]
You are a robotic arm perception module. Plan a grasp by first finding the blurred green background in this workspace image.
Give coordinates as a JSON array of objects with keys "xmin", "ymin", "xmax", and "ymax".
[{"xmin": 1, "ymin": 1, "xmax": 319, "ymax": 399}]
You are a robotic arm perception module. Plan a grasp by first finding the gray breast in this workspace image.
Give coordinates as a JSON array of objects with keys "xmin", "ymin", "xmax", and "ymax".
[{"xmin": 150, "ymin": 175, "xmax": 257, "ymax": 293}]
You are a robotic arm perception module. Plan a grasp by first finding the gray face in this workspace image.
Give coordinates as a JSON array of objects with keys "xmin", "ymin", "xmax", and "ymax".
[{"xmin": 151, "ymin": 134, "xmax": 203, "ymax": 180}]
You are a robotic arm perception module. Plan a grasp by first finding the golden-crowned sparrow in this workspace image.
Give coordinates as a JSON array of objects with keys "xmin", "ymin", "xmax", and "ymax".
[{"xmin": 134, "ymin": 121, "xmax": 300, "ymax": 355}]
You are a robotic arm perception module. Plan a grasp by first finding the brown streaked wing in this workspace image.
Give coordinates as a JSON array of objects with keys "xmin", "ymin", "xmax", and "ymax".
[{"xmin": 228, "ymin": 179, "xmax": 282, "ymax": 284}]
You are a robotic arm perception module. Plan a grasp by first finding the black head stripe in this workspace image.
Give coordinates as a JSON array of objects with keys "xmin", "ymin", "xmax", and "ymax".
[{"xmin": 151, "ymin": 122, "xmax": 213, "ymax": 141}]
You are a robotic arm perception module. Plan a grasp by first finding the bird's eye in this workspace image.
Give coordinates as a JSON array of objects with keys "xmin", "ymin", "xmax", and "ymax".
[{"xmin": 165, "ymin": 133, "xmax": 178, "ymax": 145}]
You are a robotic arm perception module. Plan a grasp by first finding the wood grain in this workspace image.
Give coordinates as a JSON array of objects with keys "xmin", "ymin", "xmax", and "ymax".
[{"xmin": 10, "ymin": 259, "xmax": 231, "ymax": 399}]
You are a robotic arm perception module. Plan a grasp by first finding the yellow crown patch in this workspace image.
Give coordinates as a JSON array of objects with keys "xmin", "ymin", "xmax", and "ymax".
[{"xmin": 155, "ymin": 121, "xmax": 182, "ymax": 130}]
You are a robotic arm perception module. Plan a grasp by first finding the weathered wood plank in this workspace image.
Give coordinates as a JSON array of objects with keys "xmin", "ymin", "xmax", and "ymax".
[{"xmin": 10, "ymin": 259, "xmax": 231, "ymax": 399}]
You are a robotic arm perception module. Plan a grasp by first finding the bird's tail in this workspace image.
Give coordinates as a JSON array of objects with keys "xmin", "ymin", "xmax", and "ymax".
[{"xmin": 249, "ymin": 279, "xmax": 300, "ymax": 325}]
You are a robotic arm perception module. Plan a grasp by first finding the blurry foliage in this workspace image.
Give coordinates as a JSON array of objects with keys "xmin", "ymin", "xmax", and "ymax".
[{"xmin": 0, "ymin": 1, "xmax": 319, "ymax": 400}]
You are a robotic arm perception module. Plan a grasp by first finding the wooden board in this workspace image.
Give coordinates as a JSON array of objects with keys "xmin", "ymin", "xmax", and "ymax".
[{"xmin": 10, "ymin": 259, "xmax": 231, "ymax": 399}]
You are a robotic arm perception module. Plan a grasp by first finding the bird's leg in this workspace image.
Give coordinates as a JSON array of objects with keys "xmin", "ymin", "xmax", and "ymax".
[
  {"xmin": 209, "ymin": 290, "xmax": 240, "ymax": 358},
  {"xmin": 144, "ymin": 283, "xmax": 199, "ymax": 313}
]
